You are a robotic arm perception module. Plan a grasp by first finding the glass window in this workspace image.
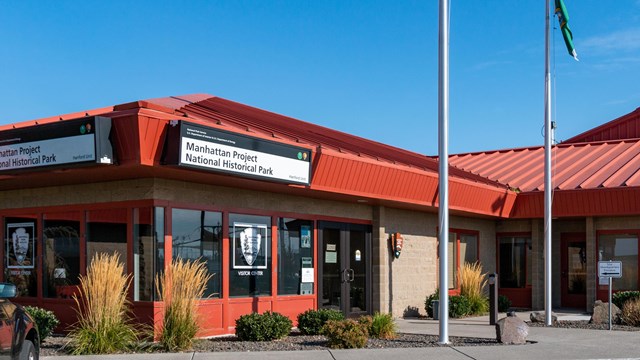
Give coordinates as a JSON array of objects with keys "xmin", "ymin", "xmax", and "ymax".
[
  {"xmin": 499, "ymin": 236, "xmax": 531, "ymax": 288},
  {"xmin": 447, "ymin": 233, "xmax": 457, "ymax": 289},
  {"xmin": 87, "ymin": 209, "xmax": 128, "ymax": 274},
  {"xmin": 229, "ymin": 213, "xmax": 271, "ymax": 297},
  {"xmin": 278, "ymin": 218, "xmax": 313, "ymax": 296},
  {"xmin": 172, "ymin": 209, "xmax": 222, "ymax": 298},
  {"xmin": 447, "ymin": 231, "xmax": 479, "ymax": 289},
  {"xmin": 4, "ymin": 217, "xmax": 37, "ymax": 297},
  {"xmin": 460, "ymin": 234, "xmax": 478, "ymax": 265},
  {"xmin": 155, "ymin": 207, "xmax": 165, "ymax": 301},
  {"xmin": 134, "ymin": 207, "xmax": 166, "ymax": 301},
  {"xmin": 598, "ymin": 233, "xmax": 638, "ymax": 291},
  {"xmin": 43, "ymin": 212, "xmax": 81, "ymax": 299}
]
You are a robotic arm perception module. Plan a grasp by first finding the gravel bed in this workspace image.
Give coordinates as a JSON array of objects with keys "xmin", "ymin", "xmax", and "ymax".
[
  {"xmin": 39, "ymin": 332, "xmax": 501, "ymax": 357},
  {"xmin": 527, "ymin": 320, "xmax": 640, "ymax": 331},
  {"xmin": 41, "ymin": 321, "xmax": 639, "ymax": 356}
]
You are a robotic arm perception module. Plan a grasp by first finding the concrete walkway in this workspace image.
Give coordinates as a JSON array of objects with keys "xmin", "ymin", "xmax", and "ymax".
[{"xmin": 43, "ymin": 311, "xmax": 640, "ymax": 360}]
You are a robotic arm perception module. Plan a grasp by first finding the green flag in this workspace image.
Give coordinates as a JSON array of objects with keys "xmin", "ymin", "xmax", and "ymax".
[{"xmin": 555, "ymin": 0, "xmax": 578, "ymax": 61}]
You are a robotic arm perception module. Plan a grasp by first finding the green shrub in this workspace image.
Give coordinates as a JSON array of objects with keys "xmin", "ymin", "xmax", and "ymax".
[
  {"xmin": 467, "ymin": 295, "xmax": 489, "ymax": 315},
  {"xmin": 621, "ymin": 298, "xmax": 640, "ymax": 326},
  {"xmin": 368, "ymin": 312, "xmax": 396, "ymax": 339},
  {"xmin": 448, "ymin": 295, "xmax": 471, "ymax": 318},
  {"xmin": 498, "ymin": 295, "xmax": 512, "ymax": 313},
  {"xmin": 613, "ymin": 291, "xmax": 640, "ymax": 310},
  {"xmin": 297, "ymin": 309, "xmax": 345, "ymax": 335},
  {"xmin": 424, "ymin": 290, "xmax": 439, "ymax": 318},
  {"xmin": 322, "ymin": 319, "xmax": 368, "ymax": 349},
  {"xmin": 235, "ymin": 311, "xmax": 292, "ymax": 341},
  {"xmin": 24, "ymin": 306, "xmax": 59, "ymax": 344}
]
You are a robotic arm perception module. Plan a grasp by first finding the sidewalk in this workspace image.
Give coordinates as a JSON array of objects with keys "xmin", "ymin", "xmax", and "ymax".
[{"xmin": 43, "ymin": 311, "xmax": 640, "ymax": 360}]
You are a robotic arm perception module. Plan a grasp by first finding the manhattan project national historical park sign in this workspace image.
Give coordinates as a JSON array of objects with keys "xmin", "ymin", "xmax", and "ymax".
[{"xmin": 163, "ymin": 120, "xmax": 311, "ymax": 185}]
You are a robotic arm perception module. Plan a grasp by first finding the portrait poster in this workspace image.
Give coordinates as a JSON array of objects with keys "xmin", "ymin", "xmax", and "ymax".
[
  {"xmin": 300, "ymin": 225, "xmax": 311, "ymax": 248},
  {"xmin": 6, "ymin": 222, "xmax": 35, "ymax": 269},
  {"xmin": 232, "ymin": 222, "xmax": 268, "ymax": 269}
]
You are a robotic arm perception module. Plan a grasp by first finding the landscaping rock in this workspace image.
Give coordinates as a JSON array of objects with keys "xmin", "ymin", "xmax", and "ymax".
[
  {"xmin": 529, "ymin": 311, "xmax": 558, "ymax": 324},
  {"xmin": 495, "ymin": 316, "xmax": 529, "ymax": 344},
  {"xmin": 590, "ymin": 300, "xmax": 621, "ymax": 324}
]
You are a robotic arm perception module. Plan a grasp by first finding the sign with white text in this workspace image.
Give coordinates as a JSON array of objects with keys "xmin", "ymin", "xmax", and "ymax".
[
  {"xmin": 163, "ymin": 120, "xmax": 311, "ymax": 185},
  {"xmin": 0, "ymin": 117, "xmax": 113, "ymax": 173}
]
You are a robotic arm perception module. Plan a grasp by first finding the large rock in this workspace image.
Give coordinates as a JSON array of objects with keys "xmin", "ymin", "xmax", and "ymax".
[
  {"xmin": 529, "ymin": 311, "xmax": 558, "ymax": 324},
  {"xmin": 590, "ymin": 300, "xmax": 621, "ymax": 324},
  {"xmin": 495, "ymin": 316, "xmax": 529, "ymax": 344}
]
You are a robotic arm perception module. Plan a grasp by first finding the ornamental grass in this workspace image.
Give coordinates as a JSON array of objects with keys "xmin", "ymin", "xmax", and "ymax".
[
  {"xmin": 157, "ymin": 257, "xmax": 211, "ymax": 352},
  {"xmin": 458, "ymin": 262, "xmax": 489, "ymax": 315},
  {"xmin": 68, "ymin": 253, "xmax": 139, "ymax": 355}
]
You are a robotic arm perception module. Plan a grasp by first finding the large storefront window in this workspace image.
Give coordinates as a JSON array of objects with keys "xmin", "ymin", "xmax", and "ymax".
[
  {"xmin": 229, "ymin": 213, "xmax": 271, "ymax": 297},
  {"xmin": 278, "ymin": 218, "xmax": 313, "ymax": 296},
  {"xmin": 499, "ymin": 235, "xmax": 531, "ymax": 288},
  {"xmin": 598, "ymin": 233, "xmax": 638, "ymax": 291},
  {"xmin": 134, "ymin": 207, "xmax": 165, "ymax": 301},
  {"xmin": 43, "ymin": 212, "xmax": 81, "ymax": 299},
  {"xmin": 4, "ymin": 217, "xmax": 38, "ymax": 297},
  {"xmin": 87, "ymin": 209, "xmax": 128, "ymax": 274},
  {"xmin": 448, "ymin": 230, "xmax": 479, "ymax": 289},
  {"xmin": 172, "ymin": 209, "xmax": 222, "ymax": 298}
]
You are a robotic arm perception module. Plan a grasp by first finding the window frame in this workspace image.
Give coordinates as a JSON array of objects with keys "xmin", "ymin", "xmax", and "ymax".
[
  {"xmin": 448, "ymin": 228, "xmax": 480, "ymax": 291},
  {"xmin": 596, "ymin": 229, "xmax": 640, "ymax": 293}
]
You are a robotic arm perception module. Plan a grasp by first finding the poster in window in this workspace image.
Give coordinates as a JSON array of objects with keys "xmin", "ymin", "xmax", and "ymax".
[
  {"xmin": 6, "ymin": 222, "xmax": 35, "ymax": 269},
  {"xmin": 232, "ymin": 223, "xmax": 268, "ymax": 269},
  {"xmin": 300, "ymin": 225, "xmax": 311, "ymax": 248}
]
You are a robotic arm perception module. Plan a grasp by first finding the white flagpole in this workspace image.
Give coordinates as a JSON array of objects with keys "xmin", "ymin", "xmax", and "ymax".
[
  {"xmin": 438, "ymin": 0, "xmax": 450, "ymax": 344},
  {"xmin": 544, "ymin": 0, "xmax": 553, "ymax": 326}
]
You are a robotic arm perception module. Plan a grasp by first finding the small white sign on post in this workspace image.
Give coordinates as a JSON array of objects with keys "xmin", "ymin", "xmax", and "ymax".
[
  {"xmin": 598, "ymin": 261, "xmax": 622, "ymax": 278},
  {"xmin": 598, "ymin": 261, "xmax": 622, "ymax": 331}
]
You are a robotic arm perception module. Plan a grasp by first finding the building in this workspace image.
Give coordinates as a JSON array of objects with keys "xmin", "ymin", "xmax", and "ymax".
[{"xmin": 1, "ymin": 94, "xmax": 639, "ymax": 336}]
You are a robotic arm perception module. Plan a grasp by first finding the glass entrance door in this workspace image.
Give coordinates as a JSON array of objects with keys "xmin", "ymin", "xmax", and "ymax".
[
  {"xmin": 318, "ymin": 222, "xmax": 371, "ymax": 317},
  {"xmin": 561, "ymin": 233, "xmax": 587, "ymax": 308}
]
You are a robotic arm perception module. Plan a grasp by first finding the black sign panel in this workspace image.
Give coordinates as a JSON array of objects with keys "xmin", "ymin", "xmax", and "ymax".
[
  {"xmin": 163, "ymin": 120, "xmax": 311, "ymax": 185},
  {"xmin": 0, "ymin": 116, "xmax": 113, "ymax": 173}
]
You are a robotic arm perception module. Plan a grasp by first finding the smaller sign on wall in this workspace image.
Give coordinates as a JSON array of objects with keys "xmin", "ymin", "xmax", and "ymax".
[
  {"xmin": 301, "ymin": 268, "xmax": 314, "ymax": 283},
  {"xmin": 325, "ymin": 251, "xmax": 337, "ymax": 264},
  {"xmin": 6, "ymin": 222, "xmax": 35, "ymax": 269},
  {"xmin": 232, "ymin": 223, "xmax": 268, "ymax": 270}
]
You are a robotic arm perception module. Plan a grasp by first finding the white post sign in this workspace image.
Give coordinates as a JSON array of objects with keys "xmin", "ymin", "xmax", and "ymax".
[{"xmin": 598, "ymin": 261, "xmax": 622, "ymax": 330}]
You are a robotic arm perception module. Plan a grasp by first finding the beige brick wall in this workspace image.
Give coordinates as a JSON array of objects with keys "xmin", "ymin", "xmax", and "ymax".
[
  {"xmin": 0, "ymin": 178, "xmax": 372, "ymax": 221},
  {"xmin": 382, "ymin": 207, "xmax": 437, "ymax": 318},
  {"xmin": 372, "ymin": 209, "xmax": 497, "ymax": 318}
]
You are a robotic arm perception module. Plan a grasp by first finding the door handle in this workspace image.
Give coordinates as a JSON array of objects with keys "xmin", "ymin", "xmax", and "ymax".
[
  {"xmin": 342, "ymin": 269, "xmax": 355, "ymax": 282},
  {"xmin": 347, "ymin": 269, "xmax": 355, "ymax": 282}
]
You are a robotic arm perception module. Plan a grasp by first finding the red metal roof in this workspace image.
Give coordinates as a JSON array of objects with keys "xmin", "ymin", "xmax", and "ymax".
[
  {"xmin": 142, "ymin": 95, "xmax": 505, "ymax": 188},
  {"xmin": 0, "ymin": 94, "xmax": 516, "ymax": 218},
  {"xmin": 449, "ymin": 139, "xmax": 640, "ymax": 192},
  {"xmin": 564, "ymin": 107, "xmax": 640, "ymax": 143}
]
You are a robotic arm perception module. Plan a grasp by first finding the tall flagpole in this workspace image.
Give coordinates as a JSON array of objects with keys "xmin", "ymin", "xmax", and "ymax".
[
  {"xmin": 438, "ymin": 0, "xmax": 450, "ymax": 344},
  {"xmin": 544, "ymin": 0, "xmax": 553, "ymax": 326}
]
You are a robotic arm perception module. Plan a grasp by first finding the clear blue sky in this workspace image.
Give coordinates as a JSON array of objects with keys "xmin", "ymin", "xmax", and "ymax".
[{"xmin": 1, "ymin": 1, "xmax": 639, "ymax": 155}]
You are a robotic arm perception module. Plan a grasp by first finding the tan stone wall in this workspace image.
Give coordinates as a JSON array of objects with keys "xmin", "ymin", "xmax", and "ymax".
[
  {"xmin": 382, "ymin": 207, "xmax": 438, "ymax": 318},
  {"xmin": 0, "ymin": 179, "xmax": 157, "ymax": 209},
  {"xmin": 595, "ymin": 216, "xmax": 640, "ymax": 229},
  {"xmin": 372, "ymin": 210, "xmax": 497, "ymax": 318},
  {"xmin": 0, "ymin": 178, "xmax": 372, "ymax": 221}
]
